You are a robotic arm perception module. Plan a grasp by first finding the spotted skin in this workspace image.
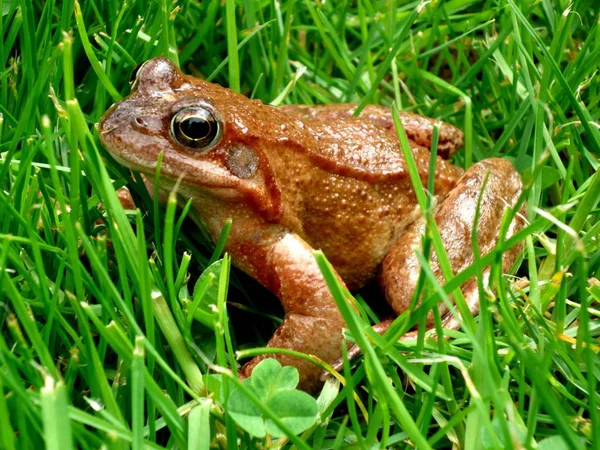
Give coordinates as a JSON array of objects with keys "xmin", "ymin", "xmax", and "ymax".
[{"xmin": 100, "ymin": 58, "xmax": 525, "ymax": 393}]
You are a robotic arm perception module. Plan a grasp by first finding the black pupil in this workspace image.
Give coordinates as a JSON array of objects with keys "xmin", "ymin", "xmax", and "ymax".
[
  {"xmin": 172, "ymin": 107, "xmax": 220, "ymax": 149},
  {"xmin": 180, "ymin": 116, "xmax": 211, "ymax": 140}
]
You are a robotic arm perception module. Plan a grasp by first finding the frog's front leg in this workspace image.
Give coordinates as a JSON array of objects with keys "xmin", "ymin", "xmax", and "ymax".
[
  {"xmin": 231, "ymin": 232, "xmax": 347, "ymax": 393},
  {"xmin": 380, "ymin": 158, "xmax": 525, "ymax": 327}
]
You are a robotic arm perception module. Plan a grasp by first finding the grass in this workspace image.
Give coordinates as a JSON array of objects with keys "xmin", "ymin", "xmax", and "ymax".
[{"xmin": 1, "ymin": 0, "xmax": 599, "ymax": 448}]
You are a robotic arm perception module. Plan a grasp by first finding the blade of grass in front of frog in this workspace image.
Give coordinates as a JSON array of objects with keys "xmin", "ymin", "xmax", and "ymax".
[
  {"xmin": 411, "ymin": 249, "xmax": 503, "ymax": 448},
  {"xmin": 163, "ymin": 176, "xmax": 189, "ymax": 334},
  {"xmin": 392, "ymin": 105, "xmax": 477, "ymax": 334},
  {"xmin": 69, "ymin": 92, "xmax": 207, "ymax": 405},
  {"xmin": 131, "ymin": 336, "xmax": 145, "ymax": 450},
  {"xmin": 314, "ymin": 251, "xmax": 432, "ymax": 450},
  {"xmin": 41, "ymin": 378, "xmax": 74, "ymax": 450},
  {"xmin": 214, "ymin": 253, "xmax": 240, "ymax": 447},
  {"xmin": 209, "ymin": 218, "xmax": 232, "ymax": 265},
  {"xmin": 339, "ymin": 342, "xmax": 366, "ymax": 449},
  {"xmin": 417, "ymin": 70, "xmax": 473, "ymax": 169},
  {"xmin": 389, "ymin": 114, "xmax": 466, "ymax": 444},
  {"xmin": 418, "ymin": 124, "xmax": 464, "ymax": 441},
  {"xmin": 470, "ymin": 171, "xmax": 518, "ymax": 448},
  {"xmin": 153, "ymin": 152, "xmax": 165, "ymax": 263},
  {"xmin": 188, "ymin": 398, "xmax": 212, "ymax": 450},
  {"xmin": 412, "ymin": 214, "xmax": 546, "ymax": 326}
]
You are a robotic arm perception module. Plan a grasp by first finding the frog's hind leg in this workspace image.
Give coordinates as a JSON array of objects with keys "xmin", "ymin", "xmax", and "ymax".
[
  {"xmin": 380, "ymin": 158, "xmax": 525, "ymax": 333},
  {"xmin": 278, "ymin": 103, "xmax": 464, "ymax": 158},
  {"xmin": 325, "ymin": 159, "xmax": 525, "ymax": 377}
]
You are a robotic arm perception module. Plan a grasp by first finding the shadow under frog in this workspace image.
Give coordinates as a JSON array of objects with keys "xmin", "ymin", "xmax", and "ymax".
[{"xmin": 100, "ymin": 57, "xmax": 525, "ymax": 393}]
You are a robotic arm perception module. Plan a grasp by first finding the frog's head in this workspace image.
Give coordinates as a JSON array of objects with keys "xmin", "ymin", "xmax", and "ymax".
[{"xmin": 99, "ymin": 57, "xmax": 304, "ymax": 220}]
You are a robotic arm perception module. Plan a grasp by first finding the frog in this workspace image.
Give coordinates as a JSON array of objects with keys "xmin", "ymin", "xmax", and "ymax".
[{"xmin": 99, "ymin": 57, "xmax": 525, "ymax": 393}]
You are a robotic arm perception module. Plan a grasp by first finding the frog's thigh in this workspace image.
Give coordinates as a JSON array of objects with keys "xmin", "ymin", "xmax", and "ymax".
[
  {"xmin": 379, "ymin": 158, "xmax": 525, "ymax": 325},
  {"xmin": 240, "ymin": 233, "xmax": 346, "ymax": 393}
]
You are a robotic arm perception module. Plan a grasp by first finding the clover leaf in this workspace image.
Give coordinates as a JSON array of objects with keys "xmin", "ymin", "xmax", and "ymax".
[{"xmin": 226, "ymin": 359, "xmax": 318, "ymax": 438}]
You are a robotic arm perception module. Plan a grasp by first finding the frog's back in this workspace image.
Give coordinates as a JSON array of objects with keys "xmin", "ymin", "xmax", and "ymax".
[
  {"xmin": 296, "ymin": 114, "xmax": 460, "ymax": 190},
  {"xmin": 306, "ymin": 118, "xmax": 408, "ymax": 181},
  {"xmin": 269, "ymin": 115, "xmax": 462, "ymax": 289}
]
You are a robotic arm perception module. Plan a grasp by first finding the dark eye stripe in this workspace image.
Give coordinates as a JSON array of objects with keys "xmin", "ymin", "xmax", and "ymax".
[{"xmin": 170, "ymin": 106, "xmax": 222, "ymax": 150}]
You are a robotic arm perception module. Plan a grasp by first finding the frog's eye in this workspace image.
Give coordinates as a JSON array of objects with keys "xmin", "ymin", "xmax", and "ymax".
[{"xmin": 170, "ymin": 106, "xmax": 222, "ymax": 150}]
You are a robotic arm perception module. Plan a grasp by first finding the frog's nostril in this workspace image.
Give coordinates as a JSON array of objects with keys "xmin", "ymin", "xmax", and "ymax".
[
  {"xmin": 132, "ymin": 117, "xmax": 148, "ymax": 130},
  {"xmin": 130, "ymin": 115, "xmax": 161, "ymax": 134}
]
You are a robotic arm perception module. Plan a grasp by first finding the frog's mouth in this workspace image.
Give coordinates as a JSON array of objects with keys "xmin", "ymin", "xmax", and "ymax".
[
  {"xmin": 105, "ymin": 148, "xmax": 247, "ymax": 204},
  {"xmin": 99, "ymin": 105, "xmax": 243, "ymax": 195}
]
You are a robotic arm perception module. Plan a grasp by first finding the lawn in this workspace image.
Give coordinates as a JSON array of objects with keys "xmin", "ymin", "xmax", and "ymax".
[{"xmin": 1, "ymin": 0, "xmax": 599, "ymax": 449}]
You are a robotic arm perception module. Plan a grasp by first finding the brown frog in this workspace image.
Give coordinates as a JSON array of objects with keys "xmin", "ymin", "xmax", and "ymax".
[{"xmin": 99, "ymin": 57, "xmax": 525, "ymax": 393}]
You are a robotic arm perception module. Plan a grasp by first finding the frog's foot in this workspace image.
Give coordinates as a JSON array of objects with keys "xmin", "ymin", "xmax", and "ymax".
[
  {"xmin": 380, "ymin": 158, "xmax": 525, "ymax": 321},
  {"xmin": 237, "ymin": 232, "xmax": 348, "ymax": 394},
  {"xmin": 321, "ymin": 318, "xmax": 393, "ymax": 379},
  {"xmin": 241, "ymin": 313, "xmax": 345, "ymax": 393}
]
